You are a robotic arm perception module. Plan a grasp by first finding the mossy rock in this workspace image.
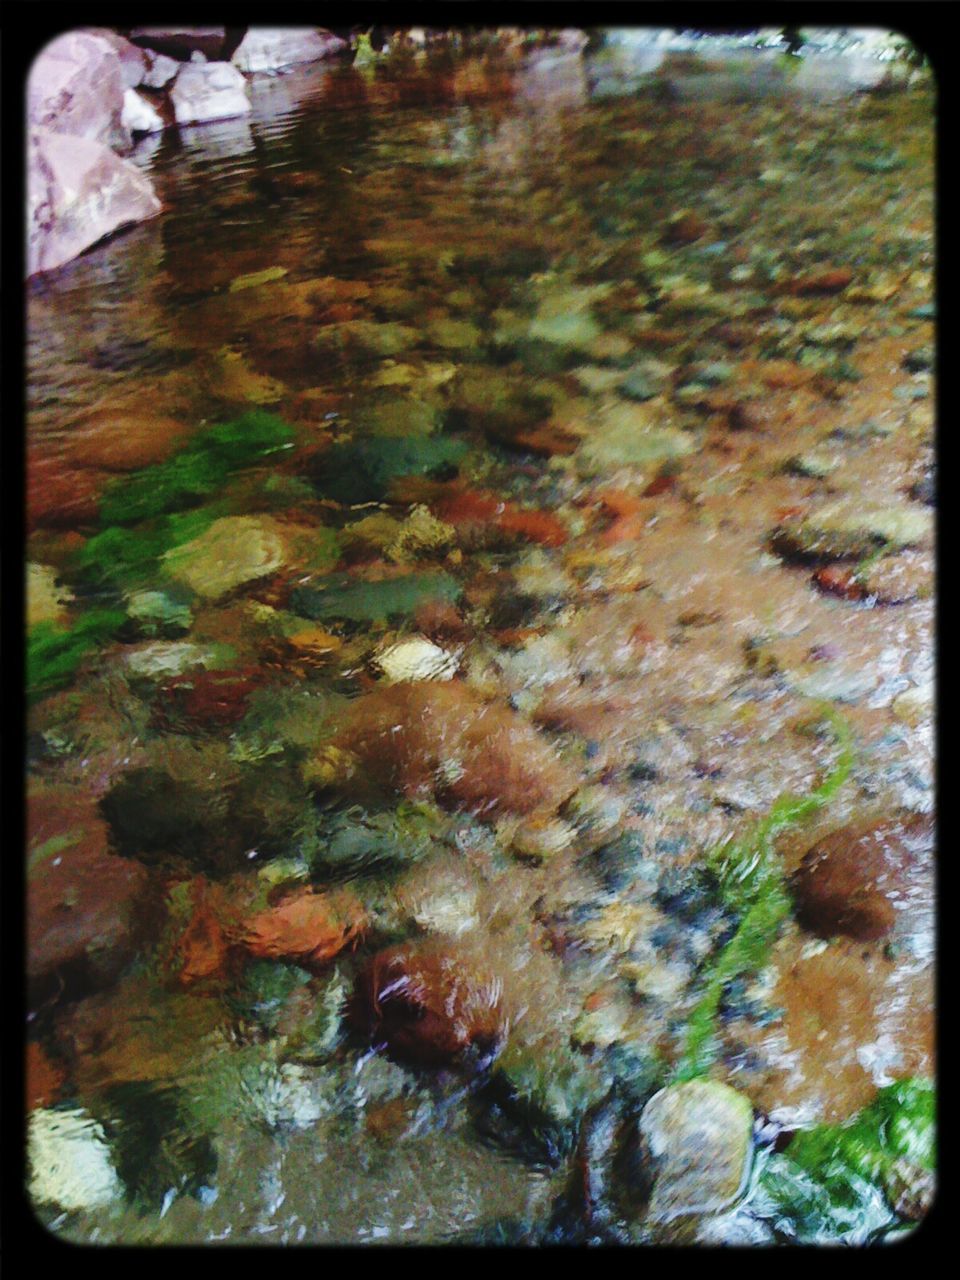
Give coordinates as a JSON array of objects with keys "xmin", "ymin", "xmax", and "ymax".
[
  {"xmin": 313, "ymin": 435, "xmax": 468, "ymax": 504},
  {"xmin": 27, "ymin": 609, "xmax": 127, "ymax": 703},
  {"xmin": 772, "ymin": 503, "xmax": 933, "ymax": 563},
  {"xmin": 290, "ymin": 570, "xmax": 462, "ymax": 626}
]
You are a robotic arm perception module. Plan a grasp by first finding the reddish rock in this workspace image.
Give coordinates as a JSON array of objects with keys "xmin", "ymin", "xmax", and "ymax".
[
  {"xmin": 155, "ymin": 665, "xmax": 264, "ymax": 730},
  {"xmin": 710, "ymin": 321, "xmax": 755, "ymax": 350},
  {"xmin": 28, "ymin": 782, "xmax": 159, "ymax": 999},
  {"xmin": 431, "ymin": 486, "xmax": 567, "ymax": 548},
  {"xmin": 331, "ymin": 681, "xmax": 578, "ymax": 817},
  {"xmin": 235, "ymin": 886, "xmax": 367, "ymax": 969},
  {"xmin": 485, "ymin": 418, "xmax": 580, "ymax": 457},
  {"xmin": 791, "ymin": 818, "xmax": 927, "ymax": 941},
  {"xmin": 812, "ymin": 565, "xmax": 867, "ymax": 602},
  {"xmin": 27, "ymin": 455, "xmax": 104, "ymax": 528},
  {"xmin": 786, "ymin": 268, "xmax": 854, "ymax": 297},
  {"xmin": 26, "ymin": 1042, "xmax": 66, "ymax": 1111},
  {"xmin": 643, "ymin": 474, "xmax": 677, "ymax": 498},
  {"xmin": 663, "ymin": 211, "xmax": 709, "ymax": 245},
  {"xmin": 169, "ymin": 878, "xmax": 232, "ymax": 988},
  {"xmin": 741, "ymin": 359, "xmax": 817, "ymax": 389},
  {"xmin": 63, "ymin": 411, "xmax": 191, "ymax": 472},
  {"xmin": 414, "ymin": 599, "xmax": 473, "ymax": 643},
  {"xmin": 28, "ymin": 127, "xmax": 162, "ymax": 278},
  {"xmin": 353, "ymin": 941, "xmax": 506, "ymax": 1066}
]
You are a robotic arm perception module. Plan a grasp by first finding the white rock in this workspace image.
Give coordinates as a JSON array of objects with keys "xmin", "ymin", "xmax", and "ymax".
[
  {"xmin": 28, "ymin": 1107, "xmax": 123, "ymax": 1212},
  {"xmin": 374, "ymin": 635, "xmax": 460, "ymax": 683},
  {"xmin": 231, "ymin": 27, "xmax": 347, "ymax": 73},
  {"xmin": 140, "ymin": 50, "xmax": 180, "ymax": 89},
  {"xmin": 122, "ymin": 87, "xmax": 165, "ymax": 135},
  {"xmin": 123, "ymin": 641, "xmax": 223, "ymax": 679},
  {"xmin": 170, "ymin": 61, "xmax": 251, "ymax": 126}
]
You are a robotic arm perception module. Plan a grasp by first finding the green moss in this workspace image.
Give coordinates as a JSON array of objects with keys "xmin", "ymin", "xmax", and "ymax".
[
  {"xmin": 756, "ymin": 1078, "xmax": 934, "ymax": 1243},
  {"xmin": 673, "ymin": 707, "xmax": 853, "ymax": 1081},
  {"xmin": 27, "ymin": 608, "xmax": 127, "ymax": 702}
]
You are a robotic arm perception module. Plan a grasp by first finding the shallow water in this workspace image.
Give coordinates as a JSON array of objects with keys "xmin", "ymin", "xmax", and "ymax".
[{"xmin": 26, "ymin": 39, "xmax": 934, "ymax": 1244}]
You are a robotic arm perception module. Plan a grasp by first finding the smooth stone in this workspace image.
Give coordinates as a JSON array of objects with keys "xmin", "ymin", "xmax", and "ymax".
[
  {"xmin": 28, "ymin": 1108, "xmax": 123, "ymax": 1211},
  {"xmin": 639, "ymin": 1080, "xmax": 753, "ymax": 1226},
  {"xmin": 163, "ymin": 515, "xmax": 286, "ymax": 599},
  {"xmin": 170, "ymin": 61, "xmax": 251, "ymax": 126},
  {"xmin": 374, "ymin": 635, "xmax": 460, "ymax": 683},
  {"xmin": 123, "ymin": 641, "xmax": 227, "ymax": 679},
  {"xmin": 140, "ymin": 49, "xmax": 180, "ymax": 89},
  {"xmin": 27, "ymin": 563, "xmax": 73, "ymax": 627}
]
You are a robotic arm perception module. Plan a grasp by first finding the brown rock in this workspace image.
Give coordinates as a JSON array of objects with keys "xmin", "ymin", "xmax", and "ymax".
[
  {"xmin": 329, "ymin": 681, "xmax": 578, "ymax": 817},
  {"xmin": 27, "ymin": 455, "xmax": 104, "ymax": 529},
  {"xmin": 26, "ymin": 1042, "xmax": 66, "ymax": 1111},
  {"xmin": 791, "ymin": 818, "xmax": 925, "ymax": 941},
  {"xmin": 812, "ymin": 565, "xmax": 868, "ymax": 602},
  {"xmin": 663, "ymin": 210, "xmax": 709, "ymax": 246},
  {"xmin": 786, "ymin": 267, "xmax": 854, "ymax": 296},
  {"xmin": 64, "ymin": 411, "xmax": 191, "ymax": 472},
  {"xmin": 353, "ymin": 941, "xmax": 506, "ymax": 1066},
  {"xmin": 236, "ymin": 886, "xmax": 367, "ymax": 969},
  {"xmin": 28, "ymin": 782, "xmax": 159, "ymax": 1000}
]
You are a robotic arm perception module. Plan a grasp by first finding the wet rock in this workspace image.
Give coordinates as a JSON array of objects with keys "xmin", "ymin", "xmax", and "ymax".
[
  {"xmin": 28, "ymin": 31, "xmax": 129, "ymax": 150},
  {"xmin": 785, "ymin": 267, "xmax": 854, "ymax": 296},
  {"xmin": 236, "ymin": 886, "xmax": 367, "ymax": 969},
  {"xmin": 121, "ymin": 87, "xmax": 165, "ymax": 135},
  {"xmin": 858, "ymin": 552, "xmax": 931, "ymax": 605},
  {"xmin": 506, "ymin": 814, "xmax": 579, "ymax": 863},
  {"xmin": 124, "ymin": 588, "xmax": 193, "ymax": 637},
  {"xmin": 484, "ymin": 418, "xmax": 581, "ymax": 457},
  {"xmin": 577, "ymin": 401, "xmax": 695, "ymax": 474},
  {"xmin": 892, "ymin": 681, "xmax": 934, "ymax": 727},
  {"xmin": 812, "ymin": 565, "xmax": 868, "ymax": 602},
  {"xmin": 394, "ymin": 856, "xmax": 481, "ymax": 937},
  {"xmin": 28, "ymin": 1107, "xmax": 123, "ymax": 1212},
  {"xmin": 638, "ymin": 1080, "xmax": 753, "ymax": 1229},
  {"xmin": 26, "ymin": 1041, "xmax": 66, "ymax": 1111},
  {"xmin": 170, "ymin": 61, "xmax": 251, "ymax": 126},
  {"xmin": 64, "ymin": 410, "xmax": 190, "ymax": 472},
  {"xmin": 162, "ymin": 515, "xmax": 287, "ymax": 599},
  {"xmin": 430, "ymin": 486, "xmax": 568, "ymax": 548},
  {"xmin": 327, "ymin": 681, "xmax": 578, "ymax": 817},
  {"xmin": 772, "ymin": 503, "xmax": 933, "ymax": 563},
  {"xmin": 27, "ymin": 127, "xmax": 161, "ymax": 277},
  {"xmin": 292, "ymin": 570, "xmax": 462, "ymax": 627},
  {"xmin": 123, "ymin": 640, "xmax": 228, "ymax": 679},
  {"xmin": 156, "ymin": 665, "xmax": 265, "ymax": 731},
  {"xmin": 662, "ymin": 210, "xmax": 709, "ymax": 245},
  {"xmin": 27, "ymin": 563, "xmax": 73, "ymax": 628},
  {"xmin": 902, "ymin": 346, "xmax": 933, "ymax": 373},
  {"xmin": 28, "ymin": 782, "xmax": 159, "ymax": 1000},
  {"xmin": 374, "ymin": 635, "xmax": 460, "ymax": 683},
  {"xmin": 353, "ymin": 941, "xmax": 506, "ymax": 1066},
  {"xmin": 231, "ymin": 27, "xmax": 347, "ymax": 72},
  {"xmin": 791, "ymin": 818, "xmax": 926, "ymax": 942}
]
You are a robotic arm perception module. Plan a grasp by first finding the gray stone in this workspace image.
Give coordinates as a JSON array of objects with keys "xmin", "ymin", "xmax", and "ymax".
[
  {"xmin": 231, "ymin": 27, "xmax": 347, "ymax": 73},
  {"xmin": 28, "ymin": 31, "xmax": 129, "ymax": 151},
  {"xmin": 170, "ymin": 61, "xmax": 251, "ymax": 126},
  {"xmin": 27, "ymin": 127, "xmax": 162, "ymax": 278}
]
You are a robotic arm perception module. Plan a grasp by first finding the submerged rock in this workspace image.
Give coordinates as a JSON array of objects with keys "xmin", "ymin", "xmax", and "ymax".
[
  {"xmin": 236, "ymin": 886, "xmax": 367, "ymax": 969},
  {"xmin": 28, "ymin": 1106, "xmax": 123, "ymax": 1213},
  {"xmin": 638, "ymin": 1080, "xmax": 753, "ymax": 1229},
  {"xmin": 327, "ymin": 681, "xmax": 578, "ymax": 817},
  {"xmin": 374, "ymin": 635, "xmax": 461, "ymax": 683},
  {"xmin": 27, "ymin": 563, "xmax": 73, "ymax": 628},
  {"xmin": 162, "ymin": 515, "xmax": 287, "ymax": 599},
  {"xmin": 353, "ymin": 941, "xmax": 507, "ymax": 1066},
  {"xmin": 791, "ymin": 817, "xmax": 927, "ymax": 941},
  {"xmin": 772, "ymin": 503, "xmax": 934, "ymax": 564}
]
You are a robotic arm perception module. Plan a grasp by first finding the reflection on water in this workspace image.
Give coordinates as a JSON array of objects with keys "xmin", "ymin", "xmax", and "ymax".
[{"xmin": 26, "ymin": 38, "xmax": 934, "ymax": 1244}]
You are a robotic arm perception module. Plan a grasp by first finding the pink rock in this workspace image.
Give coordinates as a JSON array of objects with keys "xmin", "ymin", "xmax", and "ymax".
[
  {"xmin": 28, "ymin": 30, "xmax": 129, "ymax": 151},
  {"xmin": 140, "ymin": 49, "xmax": 181, "ymax": 89},
  {"xmin": 82, "ymin": 27, "xmax": 148, "ymax": 88},
  {"xmin": 231, "ymin": 27, "xmax": 347, "ymax": 73},
  {"xmin": 27, "ymin": 127, "xmax": 162, "ymax": 278},
  {"xmin": 170, "ymin": 61, "xmax": 251, "ymax": 126}
]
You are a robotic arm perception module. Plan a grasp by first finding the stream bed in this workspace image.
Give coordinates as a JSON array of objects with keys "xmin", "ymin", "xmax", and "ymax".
[{"xmin": 26, "ymin": 34, "xmax": 935, "ymax": 1245}]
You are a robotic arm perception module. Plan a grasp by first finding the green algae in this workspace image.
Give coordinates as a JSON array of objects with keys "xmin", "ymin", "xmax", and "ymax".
[
  {"xmin": 754, "ymin": 1077, "xmax": 934, "ymax": 1243},
  {"xmin": 673, "ymin": 707, "xmax": 853, "ymax": 1082},
  {"xmin": 27, "ymin": 608, "xmax": 127, "ymax": 703}
]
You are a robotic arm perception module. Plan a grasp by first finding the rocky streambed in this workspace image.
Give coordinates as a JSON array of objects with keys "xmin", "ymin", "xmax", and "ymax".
[{"xmin": 25, "ymin": 30, "xmax": 934, "ymax": 1245}]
